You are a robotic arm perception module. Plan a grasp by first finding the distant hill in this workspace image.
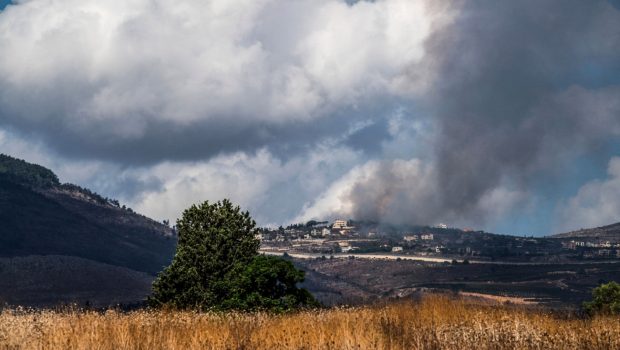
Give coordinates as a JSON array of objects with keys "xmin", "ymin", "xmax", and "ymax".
[
  {"xmin": 0, "ymin": 154, "xmax": 177, "ymax": 306},
  {"xmin": 552, "ymin": 222, "xmax": 620, "ymax": 241}
]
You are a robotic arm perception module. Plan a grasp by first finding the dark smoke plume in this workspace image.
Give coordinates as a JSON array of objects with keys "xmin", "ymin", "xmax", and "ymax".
[{"xmin": 344, "ymin": 0, "xmax": 620, "ymax": 227}]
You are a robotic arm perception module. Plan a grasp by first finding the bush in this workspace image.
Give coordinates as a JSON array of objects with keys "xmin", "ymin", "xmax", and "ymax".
[
  {"xmin": 583, "ymin": 281, "xmax": 620, "ymax": 315},
  {"xmin": 149, "ymin": 199, "xmax": 318, "ymax": 312},
  {"xmin": 221, "ymin": 255, "xmax": 319, "ymax": 312}
]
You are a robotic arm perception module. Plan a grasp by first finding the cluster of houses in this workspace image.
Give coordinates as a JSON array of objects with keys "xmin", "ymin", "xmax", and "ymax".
[
  {"xmin": 561, "ymin": 240, "xmax": 620, "ymax": 258},
  {"xmin": 259, "ymin": 219, "xmax": 454, "ymax": 255},
  {"xmin": 562, "ymin": 240, "xmax": 619, "ymax": 249},
  {"xmin": 258, "ymin": 219, "xmax": 620, "ymax": 261},
  {"xmin": 403, "ymin": 233, "xmax": 434, "ymax": 242}
]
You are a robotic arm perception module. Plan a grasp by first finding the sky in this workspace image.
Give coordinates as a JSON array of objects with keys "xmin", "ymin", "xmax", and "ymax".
[{"xmin": 1, "ymin": 0, "xmax": 619, "ymax": 236}]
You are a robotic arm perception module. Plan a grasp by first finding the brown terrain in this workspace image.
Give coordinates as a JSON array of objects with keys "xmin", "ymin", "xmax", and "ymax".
[{"xmin": 296, "ymin": 257, "xmax": 620, "ymax": 307}]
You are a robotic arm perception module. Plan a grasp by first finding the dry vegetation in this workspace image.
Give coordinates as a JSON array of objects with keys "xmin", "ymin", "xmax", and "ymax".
[{"xmin": 0, "ymin": 296, "xmax": 618, "ymax": 350}]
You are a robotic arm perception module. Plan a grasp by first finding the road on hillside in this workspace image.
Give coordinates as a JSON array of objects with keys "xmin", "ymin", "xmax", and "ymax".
[{"xmin": 260, "ymin": 250, "xmax": 620, "ymax": 266}]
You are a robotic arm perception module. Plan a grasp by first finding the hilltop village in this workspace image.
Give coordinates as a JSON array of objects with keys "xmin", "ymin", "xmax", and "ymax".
[{"xmin": 258, "ymin": 220, "xmax": 620, "ymax": 263}]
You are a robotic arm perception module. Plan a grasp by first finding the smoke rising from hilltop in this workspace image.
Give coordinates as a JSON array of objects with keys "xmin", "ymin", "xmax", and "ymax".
[
  {"xmin": 300, "ymin": 1, "xmax": 620, "ymax": 228},
  {"xmin": 429, "ymin": 1, "xmax": 620, "ymax": 222}
]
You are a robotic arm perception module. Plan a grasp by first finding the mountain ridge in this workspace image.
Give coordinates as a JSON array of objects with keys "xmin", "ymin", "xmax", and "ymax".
[
  {"xmin": 552, "ymin": 222, "xmax": 620, "ymax": 240},
  {"xmin": 0, "ymin": 154, "xmax": 176, "ymax": 275}
]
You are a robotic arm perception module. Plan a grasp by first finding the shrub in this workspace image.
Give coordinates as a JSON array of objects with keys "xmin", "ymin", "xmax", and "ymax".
[
  {"xmin": 583, "ymin": 281, "xmax": 620, "ymax": 315},
  {"xmin": 221, "ymin": 255, "xmax": 319, "ymax": 312}
]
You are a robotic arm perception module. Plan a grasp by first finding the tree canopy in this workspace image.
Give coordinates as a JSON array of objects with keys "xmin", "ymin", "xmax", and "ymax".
[
  {"xmin": 220, "ymin": 255, "xmax": 317, "ymax": 312},
  {"xmin": 0, "ymin": 154, "xmax": 59, "ymax": 188},
  {"xmin": 149, "ymin": 199, "xmax": 318, "ymax": 312},
  {"xmin": 583, "ymin": 281, "xmax": 620, "ymax": 316}
]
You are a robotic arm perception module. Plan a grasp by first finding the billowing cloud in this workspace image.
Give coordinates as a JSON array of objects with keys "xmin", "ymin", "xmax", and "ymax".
[
  {"xmin": 0, "ymin": 0, "xmax": 434, "ymax": 163},
  {"xmin": 297, "ymin": 0, "xmax": 620, "ymax": 229},
  {"xmin": 557, "ymin": 157, "xmax": 620, "ymax": 232},
  {"xmin": 428, "ymin": 0, "xmax": 620, "ymax": 216},
  {"xmin": 129, "ymin": 145, "xmax": 364, "ymax": 225}
]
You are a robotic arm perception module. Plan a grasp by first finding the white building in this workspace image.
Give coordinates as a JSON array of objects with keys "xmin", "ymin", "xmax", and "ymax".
[
  {"xmin": 392, "ymin": 246, "xmax": 403, "ymax": 252},
  {"xmin": 404, "ymin": 235, "xmax": 418, "ymax": 242},
  {"xmin": 421, "ymin": 234, "xmax": 434, "ymax": 241},
  {"xmin": 341, "ymin": 246, "xmax": 354, "ymax": 253},
  {"xmin": 333, "ymin": 219, "xmax": 348, "ymax": 229}
]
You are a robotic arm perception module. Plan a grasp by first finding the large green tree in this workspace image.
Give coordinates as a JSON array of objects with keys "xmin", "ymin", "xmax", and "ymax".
[{"xmin": 149, "ymin": 199, "xmax": 317, "ymax": 311}]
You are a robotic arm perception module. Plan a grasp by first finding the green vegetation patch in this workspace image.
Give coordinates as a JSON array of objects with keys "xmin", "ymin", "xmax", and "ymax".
[{"xmin": 0, "ymin": 154, "xmax": 59, "ymax": 188}]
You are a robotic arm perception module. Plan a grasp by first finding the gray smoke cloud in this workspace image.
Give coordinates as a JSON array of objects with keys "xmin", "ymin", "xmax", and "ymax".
[{"xmin": 308, "ymin": 0, "xmax": 620, "ymax": 228}]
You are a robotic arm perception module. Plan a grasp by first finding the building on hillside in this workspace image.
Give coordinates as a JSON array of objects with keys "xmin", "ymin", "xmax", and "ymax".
[
  {"xmin": 435, "ymin": 223, "xmax": 448, "ymax": 229},
  {"xmin": 392, "ymin": 246, "xmax": 404, "ymax": 252},
  {"xmin": 404, "ymin": 235, "xmax": 418, "ymax": 242},
  {"xmin": 333, "ymin": 219, "xmax": 347, "ymax": 229},
  {"xmin": 562, "ymin": 241, "xmax": 577, "ymax": 250},
  {"xmin": 421, "ymin": 234, "xmax": 434, "ymax": 241},
  {"xmin": 341, "ymin": 246, "xmax": 354, "ymax": 253}
]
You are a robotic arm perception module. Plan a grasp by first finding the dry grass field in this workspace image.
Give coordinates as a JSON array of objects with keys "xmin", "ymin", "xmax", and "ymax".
[{"xmin": 0, "ymin": 296, "xmax": 618, "ymax": 350}]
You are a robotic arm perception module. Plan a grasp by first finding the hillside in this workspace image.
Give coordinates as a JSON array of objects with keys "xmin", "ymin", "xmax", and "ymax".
[
  {"xmin": 0, "ymin": 255, "xmax": 153, "ymax": 308},
  {"xmin": 0, "ymin": 154, "xmax": 177, "ymax": 306},
  {"xmin": 553, "ymin": 222, "xmax": 620, "ymax": 241}
]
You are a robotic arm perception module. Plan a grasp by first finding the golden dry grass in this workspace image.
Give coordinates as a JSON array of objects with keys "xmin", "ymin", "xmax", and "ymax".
[{"xmin": 0, "ymin": 296, "xmax": 618, "ymax": 350}]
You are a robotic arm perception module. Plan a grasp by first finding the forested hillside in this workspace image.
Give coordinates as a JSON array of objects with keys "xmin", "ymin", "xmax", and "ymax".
[{"xmin": 0, "ymin": 154, "xmax": 177, "ymax": 306}]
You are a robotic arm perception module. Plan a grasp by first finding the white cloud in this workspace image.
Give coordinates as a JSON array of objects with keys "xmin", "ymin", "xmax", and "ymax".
[
  {"xmin": 126, "ymin": 145, "xmax": 364, "ymax": 225},
  {"xmin": 0, "ymin": 0, "xmax": 436, "ymax": 149},
  {"xmin": 556, "ymin": 157, "xmax": 620, "ymax": 232}
]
